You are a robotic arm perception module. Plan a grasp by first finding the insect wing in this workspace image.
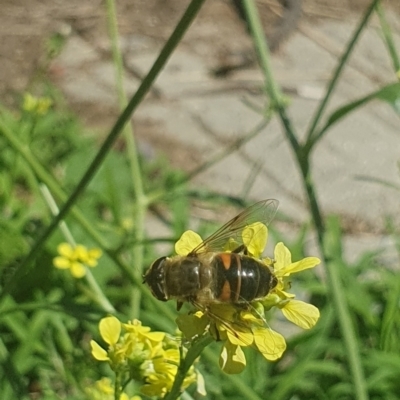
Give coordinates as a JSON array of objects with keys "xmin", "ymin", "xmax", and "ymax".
[{"xmin": 189, "ymin": 199, "xmax": 279, "ymax": 255}]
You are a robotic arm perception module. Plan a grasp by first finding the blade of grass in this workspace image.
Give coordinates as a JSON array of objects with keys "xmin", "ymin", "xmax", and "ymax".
[
  {"xmin": 105, "ymin": 0, "xmax": 146, "ymax": 319},
  {"xmin": 380, "ymin": 272, "xmax": 400, "ymax": 352},
  {"xmin": 313, "ymin": 82, "xmax": 400, "ymax": 143},
  {"xmin": 241, "ymin": 0, "xmax": 300, "ymax": 154},
  {"xmin": 0, "ymin": 0, "xmax": 206, "ymax": 302},
  {"xmin": 375, "ymin": 1, "xmax": 400, "ymax": 75}
]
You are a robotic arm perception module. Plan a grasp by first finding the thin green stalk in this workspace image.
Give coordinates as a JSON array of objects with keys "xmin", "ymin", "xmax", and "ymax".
[
  {"xmin": 105, "ymin": 0, "xmax": 146, "ymax": 319},
  {"xmin": 375, "ymin": 1, "xmax": 400, "ymax": 75},
  {"xmin": 305, "ymin": 0, "xmax": 379, "ymax": 146},
  {"xmin": 243, "ymin": 1, "xmax": 369, "ymax": 399},
  {"xmin": 242, "ymin": 0, "xmax": 300, "ymax": 154},
  {"xmin": 302, "ymin": 168, "xmax": 368, "ymax": 400},
  {"xmin": 0, "ymin": 0, "xmax": 206, "ymax": 301},
  {"xmin": 40, "ymin": 184, "xmax": 115, "ymax": 314},
  {"xmin": 164, "ymin": 335, "xmax": 214, "ymax": 400},
  {"xmin": 241, "ymin": 0, "xmax": 284, "ymax": 107},
  {"xmin": 184, "ymin": 117, "xmax": 270, "ymax": 183}
]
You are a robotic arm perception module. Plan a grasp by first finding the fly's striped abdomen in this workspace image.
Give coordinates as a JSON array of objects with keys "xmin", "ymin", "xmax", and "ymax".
[{"xmin": 213, "ymin": 253, "xmax": 276, "ymax": 303}]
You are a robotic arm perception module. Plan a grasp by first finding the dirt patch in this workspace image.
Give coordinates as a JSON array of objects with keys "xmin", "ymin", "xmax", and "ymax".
[{"xmin": 1, "ymin": 0, "xmax": 399, "ymax": 109}]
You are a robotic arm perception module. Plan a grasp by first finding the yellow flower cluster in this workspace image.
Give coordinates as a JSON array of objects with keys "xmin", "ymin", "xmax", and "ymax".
[
  {"xmin": 85, "ymin": 377, "xmax": 142, "ymax": 400},
  {"xmin": 22, "ymin": 92, "xmax": 53, "ymax": 115},
  {"xmin": 53, "ymin": 243, "xmax": 102, "ymax": 278},
  {"xmin": 90, "ymin": 317, "xmax": 198, "ymax": 398},
  {"xmin": 175, "ymin": 222, "xmax": 320, "ymax": 374}
]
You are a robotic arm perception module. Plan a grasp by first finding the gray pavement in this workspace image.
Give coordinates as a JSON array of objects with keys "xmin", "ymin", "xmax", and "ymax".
[{"xmin": 51, "ymin": 7, "xmax": 400, "ymax": 266}]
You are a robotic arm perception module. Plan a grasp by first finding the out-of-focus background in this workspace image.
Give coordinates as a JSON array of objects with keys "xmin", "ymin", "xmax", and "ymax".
[{"xmin": 1, "ymin": 1, "xmax": 400, "ymax": 399}]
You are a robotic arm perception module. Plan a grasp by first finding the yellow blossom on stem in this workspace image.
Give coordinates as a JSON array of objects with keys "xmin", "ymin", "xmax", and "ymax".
[
  {"xmin": 173, "ymin": 222, "xmax": 320, "ymax": 374},
  {"xmin": 91, "ymin": 316, "xmax": 198, "ymax": 398},
  {"xmin": 263, "ymin": 242, "xmax": 321, "ymax": 330},
  {"xmin": 53, "ymin": 242, "xmax": 102, "ymax": 278},
  {"xmin": 22, "ymin": 92, "xmax": 53, "ymax": 115},
  {"xmin": 90, "ymin": 316, "xmax": 122, "ymax": 364},
  {"xmin": 85, "ymin": 377, "xmax": 141, "ymax": 400}
]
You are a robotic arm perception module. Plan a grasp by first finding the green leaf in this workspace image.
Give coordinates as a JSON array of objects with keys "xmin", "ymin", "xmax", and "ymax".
[{"xmin": 319, "ymin": 82, "xmax": 400, "ymax": 136}]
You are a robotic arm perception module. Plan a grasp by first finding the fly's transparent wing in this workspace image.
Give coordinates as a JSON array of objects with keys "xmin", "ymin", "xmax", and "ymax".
[{"xmin": 189, "ymin": 199, "xmax": 279, "ymax": 255}]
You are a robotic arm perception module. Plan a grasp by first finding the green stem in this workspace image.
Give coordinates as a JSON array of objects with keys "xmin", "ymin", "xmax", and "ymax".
[
  {"xmin": 105, "ymin": 0, "xmax": 147, "ymax": 319},
  {"xmin": 242, "ymin": 0, "xmax": 300, "ymax": 153},
  {"xmin": 184, "ymin": 117, "xmax": 270, "ymax": 183},
  {"xmin": 375, "ymin": 1, "xmax": 400, "ymax": 75},
  {"xmin": 301, "ymin": 166, "xmax": 368, "ymax": 400},
  {"xmin": 241, "ymin": 0, "xmax": 284, "ymax": 107},
  {"xmin": 0, "ymin": 0, "xmax": 206, "ymax": 301},
  {"xmin": 305, "ymin": 0, "xmax": 379, "ymax": 146},
  {"xmin": 164, "ymin": 335, "xmax": 213, "ymax": 400},
  {"xmin": 243, "ymin": 1, "xmax": 369, "ymax": 399},
  {"xmin": 40, "ymin": 184, "xmax": 115, "ymax": 314}
]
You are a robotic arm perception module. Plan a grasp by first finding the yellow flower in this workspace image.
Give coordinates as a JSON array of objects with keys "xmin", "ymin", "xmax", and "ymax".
[
  {"xmin": 264, "ymin": 242, "xmax": 321, "ymax": 329},
  {"xmin": 242, "ymin": 222, "xmax": 268, "ymax": 258},
  {"xmin": 177, "ymin": 304, "xmax": 286, "ymax": 374},
  {"xmin": 85, "ymin": 377, "xmax": 141, "ymax": 400},
  {"xmin": 90, "ymin": 316, "xmax": 122, "ymax": 363},
  {"xmin": 94, "ymin": 377, "xmax": 114, "ymax": 395},
  {"xmin": 53, "ymin": 242, "xmax": 102, "ymax": 278},
  {"xmin": 175, "ymin": 222, "xmax": 268, "ymax": 257},
  {"xmin": 123, "ymin": 319, "xmax": 165, "ymax": 344},
  {"xmin": 91, "ymin": 317, "xmax": 198, "ymax": 397},
  {"xmin": 22, "ymin": 92, "xmax": 52, "ymax": 115},
  {"xmin": 141, "ymin": 347, "xmax": 196, "ymax": 397},
  {"xmin": 175, "ymin": 230, "xmax": 202, "ymax": 255},
  {"xmin": 173, "ymin": 224, "xmax": 320, "ymax": 374}
]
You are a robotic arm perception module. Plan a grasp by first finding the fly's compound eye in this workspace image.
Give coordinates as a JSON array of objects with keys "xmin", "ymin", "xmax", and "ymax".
[{"xmin": 144, "ymin": 256, "xmax": 168, "ymax": 301}]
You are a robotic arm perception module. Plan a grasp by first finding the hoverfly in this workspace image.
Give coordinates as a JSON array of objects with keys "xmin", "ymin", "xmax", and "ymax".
[{"xmin": 144, "ymin": 199, "xmax": 279, "ymax": 309}]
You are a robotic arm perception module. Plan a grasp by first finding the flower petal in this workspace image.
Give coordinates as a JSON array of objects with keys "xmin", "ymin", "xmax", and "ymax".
[
  {"xmin": 273, "ymin": 242, "xmax": 292, "ymax": 273},
  {"xmin": 90, "ymin": 340, "xmax": 109, "ymax": 361},
  {"xmin": 280, "ymin": 299, "xmax": 320, "ymax": 329},
  {"xmin": 53, "ymin": 256, "xmax": 70, "ymax": 269},
  {"xmin": 242, "ymin": 222, "xmax": 268, "ymax": 257},
  {"xmin": 75, "ymin": 245, "xmax": 88, "ymax": 260},
  {"xmin": 219, "ymin": 342, "xmax": 246, "ymax": 374},
  {"xmin": 278, "ymin": 257, "xmax": 321, "ymax": 276},
  {"xmin": 226, "ymin": 327, "xmax": 254, "ymax": 347},
  {"xmin": 175, "ymin": 230, "xmax": 203, "ymax": 256},
  {"xmin": 57, "ymin": 242, "xmax": 74, "ymax": 258},
  {"xmin": 86, "ymin": 248, "xmax": 102, "ymax": 266},
  {"xmin": 99, "ymin": 316, "xmax": 121, "ymax": 345},
  {"xmin": 196, "ymin": 370, "xmax": 207, "ymax": 396},
  {"xmin": 253, "ymin": 327, "xmax": 286, "ymax": 360},
  {"xmin": 70, "ymin": 262, "xmax": 86, "ymax": 278},
  {"xmin": 143, "ymin": 331, "xmax": 166, "ymax": 343}
]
